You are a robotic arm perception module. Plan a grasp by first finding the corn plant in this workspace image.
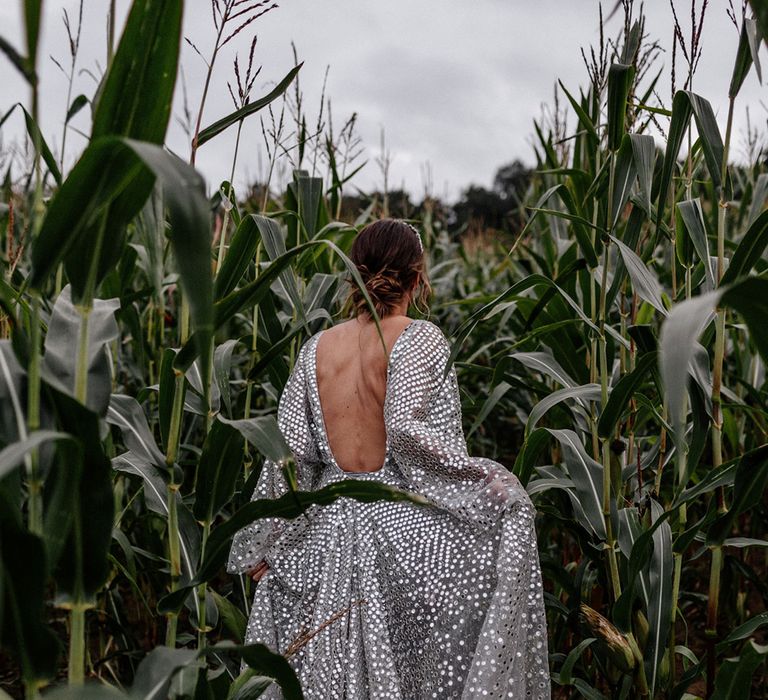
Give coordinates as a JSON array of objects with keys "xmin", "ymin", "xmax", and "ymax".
[{"xmin": 443, "ymin": 3, "xmax": 768, "ymax": 697}]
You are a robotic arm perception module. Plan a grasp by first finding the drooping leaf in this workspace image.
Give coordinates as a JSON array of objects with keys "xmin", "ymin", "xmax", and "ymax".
[
  {"xmin": 41, "ymin": 285, "xmax": 120, "ymax": 416},
  {"xmin": 107, "ymin": 395, "xmax": 167, "ymax": 469},
  {"xmin": 527, "ymin": 384, "xmax": 602, "ymax": 434},
  {"xmin": 30, "ymin": 137, "xmax": 213, "ymax": 402},
  {"xmin": 729, "ymin": 18, "xmax": 761, "ymax": 98},
  {"xmin": 677, "ymin": 198, "xmax": 715, "ymax": 288},
  {"xmin": 129, "ymin": 646, "xmax": 198, "ymax": 700},
  {"xmin": 721, "ymin": 207, "xmax": 768, "ymax": 284},
  {"xmin": 609, "ymin": 234, "xmax": 667, "ymax": 316},
  {"xmin": 0, "ymin": 35, "xmax": 35, "ymax": 84},
  {"xmin": 544, "ymin": 429, "xmax": 606, "ymax": 540},
  {"xmin": 218, "ymin": 415, "xmax": 291, "ymax": 465}
]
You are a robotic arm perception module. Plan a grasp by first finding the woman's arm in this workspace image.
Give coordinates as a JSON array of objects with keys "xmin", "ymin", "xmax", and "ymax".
[{"xmin": 226, "ymin": 340, "xmax": 320, "ymax": 575}]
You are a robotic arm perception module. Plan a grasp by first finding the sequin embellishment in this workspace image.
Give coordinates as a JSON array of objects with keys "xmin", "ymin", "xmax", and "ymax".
[{"xmin": 227, "ymin": 319, "xmax": 551, "ymax": 698}]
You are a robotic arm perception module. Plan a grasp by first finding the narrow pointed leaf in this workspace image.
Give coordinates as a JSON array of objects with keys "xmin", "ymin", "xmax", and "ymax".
[{"xmin": 196, "ymin": 64, "xmax": 303, "ymax": 147}]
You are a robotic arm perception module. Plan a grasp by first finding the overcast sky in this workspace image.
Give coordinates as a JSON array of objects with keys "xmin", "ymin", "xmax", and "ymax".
[{"xmin": 1, "ymin": 1, "xmax": 764, "ymax": 202}]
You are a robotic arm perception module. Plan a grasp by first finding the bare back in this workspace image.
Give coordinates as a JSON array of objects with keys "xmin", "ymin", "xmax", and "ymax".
[{"xmin": 314, "ymin": 315, "xmax": 414, "ymax": 472}]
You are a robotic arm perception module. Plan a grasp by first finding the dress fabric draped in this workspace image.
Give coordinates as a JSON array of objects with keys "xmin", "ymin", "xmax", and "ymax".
[{"xmin": 227, "ymin": 319, "xmax": 551, "ymax": 699}]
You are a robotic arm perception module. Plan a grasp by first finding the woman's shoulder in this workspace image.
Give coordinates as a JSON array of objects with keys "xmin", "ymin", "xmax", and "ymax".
[
  {"xmin": 409, "ymin": 318, "xmax": 449, "ymax": 344},
  {"xmin": 395, "ymin": 318, "xmax": 451, "ymax": 365}
]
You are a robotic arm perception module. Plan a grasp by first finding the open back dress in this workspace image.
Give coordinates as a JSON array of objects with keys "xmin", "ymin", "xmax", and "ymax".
[{"xmin": 227, "ymin": 319, "xmax": 551, "ymax": 699}]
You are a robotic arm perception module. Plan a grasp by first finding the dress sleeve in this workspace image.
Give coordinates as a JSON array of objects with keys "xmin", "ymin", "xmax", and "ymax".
[
  {"xmin": 226, "ymin": 340, "xmax": 320, "ymax": 575},
  {"xmin": 385, "ymin": 320, "xmax": 533, "ymax": 530}
]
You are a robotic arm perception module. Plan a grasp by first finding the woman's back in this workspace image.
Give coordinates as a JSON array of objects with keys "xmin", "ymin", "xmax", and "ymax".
[{"xmin": 314, "ymin": 315, "xmax": 415, "ymax": 473}]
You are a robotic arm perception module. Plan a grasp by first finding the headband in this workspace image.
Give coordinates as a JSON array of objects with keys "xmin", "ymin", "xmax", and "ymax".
[{"xmin": 400, "ymin": 220, "xmax": 423, "ymax": 253}]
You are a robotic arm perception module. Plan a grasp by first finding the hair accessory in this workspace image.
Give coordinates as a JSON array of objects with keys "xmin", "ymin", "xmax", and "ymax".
[{"xmin": 400, "ymin": 220, "xmax": 423, "ymax": 253}]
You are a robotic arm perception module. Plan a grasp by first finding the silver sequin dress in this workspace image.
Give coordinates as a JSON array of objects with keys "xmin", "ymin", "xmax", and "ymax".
[{"xmin": 227, "ymin": 319, "xmax": 551, "ymax": 699}]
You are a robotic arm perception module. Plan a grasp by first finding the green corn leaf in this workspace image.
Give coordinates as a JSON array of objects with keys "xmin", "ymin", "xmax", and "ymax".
[
  {"xmin": 193, "ymin": 419, "xmax": 245, "ymax": 524},
  {"xmin": 215, "ymin": 215, "xmax": 262, "ymax": 300},
  {"xmin": 609, "ymin": 234, "xmax": 667, "ymax": 316},
  {"xmin": 107, "ymin": 394, "xmax": 167, "ymax": 469},
  {"xmin": 1, "ymin": 104, "xmax": 62, "ymax": 185},
  {"xmin": 609, "ymin": 134, "xmax": 637, "ymax": 228},
  {"xmin": 130, "ymin": 646, "xmax": 198, "ymax": 700},
  {"xmin": 91, "ymin": 0, "xmax": 183, "ymax": 142},
  {"xmin": 706, "ymin": 445, "xmax": 768, "ymax": 546},
  {"xmin": 218, "ymin": 415, "xmax": 292, "ymax": 465},
  {"xmin": 750, "ymin": 0, "xmax": 768, "ymax": 49},
  {"xmin": 42, "ymin": 383, "xmax": 114, "ymax": 600},
  {"xmin": 598, "ymin": 351, "xmax": 658, "ymax": 438},
  {"xmin": 729, "ymin": 18, "xmax": 761, "ymax": 98},
  {"xmin": 712, "ymin": 639, "xmax": 768, "ymax": 700},
  {"xmin": 196, "ymin": 64, "xmax": 303, "ymax": 148},
  {"xmin": 23, "ymin": 0, "xmax": 41, "ymax": 73},
  {"xmin": 659, "ymin": 277, "xmax": 768, "ymax": 456},
  {"xmin": 630, "ymin": 133, "xmax": 656, "ymax": 216},
  {"xmin": 65, "ymin": 94, "xmax": 88, "ymax": 124},
  {"xmin": 645, "ymin": 498, "xmax": 674, "ymax": 697},
  {"xmin": 677, "ymin": 199, "xmax": 715, "ymax": 288},
  {"xmin": 30, "ymin": 137, "xmax": 213, "ymax": 402},
  {"xmin": 717, "ymin": 612, "xmax": 768, "ymax": 652},
  {"xmin": 0, "ymin": 35, "xmax": 35, "ymax": 84},
  {"xmin": 544, "ymin": 428, "xmax": 606, "ymax": 541},
  {"xmin": 656, "ymin": 90, "xmax": 730, "ymax": 231},
  {"xmin": 0, "ymin": 493, "xmax": 60, "ymax": 684},
  {"xmin": 527, "ymin": 384, "xmax": 601, "ymax": 434},
  {"xmin": 607, "ymin": 63, "xmax": 635, "ymax": 151},
  {"xmin": 0, "ymin": 430, "xmax": 72, "ymax": 481},
  {"xmin": 721, "ymin": 208, "xmax": 768, "ymax": 284},
  {"xmin": 558, "ymin": 80, "xmax": 598, "ymax": 140}
]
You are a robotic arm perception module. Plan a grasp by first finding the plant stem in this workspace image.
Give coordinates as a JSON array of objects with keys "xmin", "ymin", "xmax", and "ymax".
[
  {"xmin": 26, "ymin": 296, "xmax": 43, "ymax": 534},
  {"xmin": 197, "ymin": 522, "xmax": 211, "ymax": 649},
  {"xmin": 705, "ymin": 91, "xmax": 734, "ymax": 697},
  {"xmin": 66, "ymin": 305, "xmax": 93, "ymax": 684},
  {"xmin": 107, "ymin": 0, "xmax": 116, "ymax": 64},
  {"xmin": 67, "ymin": 602, "xmax": 86, "ymax": 684},
  {"xmin": 75, "ymin": 306, "xmax": 91, "ymax": 404},
  {"xmin": 164, "ymin": 371, "xmax": 186, "ymax": 648},
  {"xmin": 215, "ymin": 119, "xmax": 244, "ymax": 276},
  {"xmin": 190, "ymin": 3, "xmax": 229, "ymax": 165},
  {"xmin": 600, "ymin": 150, "xmax": 621, "ymax": 602}
]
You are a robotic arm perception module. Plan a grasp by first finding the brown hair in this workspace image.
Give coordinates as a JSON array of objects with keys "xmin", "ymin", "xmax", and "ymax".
[{"xmin": 341, "ymin": 219, "xmax": 432, "ymax": 320}]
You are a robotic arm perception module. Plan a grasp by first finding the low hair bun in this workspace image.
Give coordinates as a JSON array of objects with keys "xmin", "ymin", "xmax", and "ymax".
[{"xmin": 342, "ymin": 219, "xmax": 432, "ymax": 320}]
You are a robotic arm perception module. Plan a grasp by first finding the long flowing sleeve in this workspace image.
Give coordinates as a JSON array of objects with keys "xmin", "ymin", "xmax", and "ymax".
[
  {"xmin": 226, "ymin": 340, "xmax": 320, "ymax": 575},
  {"xmin": 386, "ymin": 320, "xmax": 551, "ymax": 698},
  {"xmin": 385, "ymin": 320, "xmax": 532, "ymax": 529}
]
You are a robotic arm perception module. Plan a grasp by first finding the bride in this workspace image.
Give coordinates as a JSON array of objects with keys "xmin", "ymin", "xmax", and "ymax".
[{"xmin": 227, "ymin": 218, "xmax": 551, "ymax": 699}]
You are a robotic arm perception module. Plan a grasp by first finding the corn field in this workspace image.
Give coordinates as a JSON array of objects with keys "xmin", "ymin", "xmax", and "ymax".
[{"xmin": 1, "ymin": 0, "xmax": 768, "ymax": 698}]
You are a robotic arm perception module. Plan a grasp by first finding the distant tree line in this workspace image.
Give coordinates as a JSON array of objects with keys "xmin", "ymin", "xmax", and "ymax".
[{"xmin": 242, "ymin": 159, "xmax": 535, "ymax": 243}]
